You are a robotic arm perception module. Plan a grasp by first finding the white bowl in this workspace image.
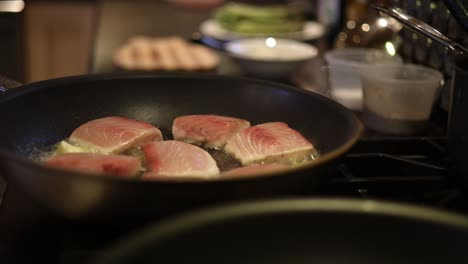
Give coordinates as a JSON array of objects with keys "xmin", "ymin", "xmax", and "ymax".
[{"xmin": 225, "ymin": 38, "xmax": 318, "ymax": 80}]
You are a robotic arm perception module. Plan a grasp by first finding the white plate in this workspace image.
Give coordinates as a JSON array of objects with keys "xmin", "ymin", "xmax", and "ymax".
[{"xmin": 199, "ymin": 19, "xmax": 325, "ymax": 41}]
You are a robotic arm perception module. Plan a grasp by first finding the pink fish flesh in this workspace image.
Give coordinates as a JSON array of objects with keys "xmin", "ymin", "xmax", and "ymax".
[
  {"xmin": 69, "ymin": 116, "xmax": 162, "ymax": 154},
  {"xmin": 172, "ymin": 115, "xmax": 251, "ymax": 148},
  {"xmin": 224, "ymin": 122, "xmax": 315, "ymax": 165},
  {"xmin": 222, "ymin": 163, "xmax": 290, "ymax": 177},
  {"xmin": 142, "ymin": 140, "xmax": 220, "ymax": 179},
  {"xmin": 46, "ymin": 153, "xmax": 141, "ymax": 177}
]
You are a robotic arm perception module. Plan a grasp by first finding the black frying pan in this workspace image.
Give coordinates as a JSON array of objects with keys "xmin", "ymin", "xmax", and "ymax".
[
  {"xmin": 92, "ymin": 198, "xmax": 468, "ymax": 264},
  {"xmin": 0, "ymin": 73, "xmax": 362, "ymax": 222}
]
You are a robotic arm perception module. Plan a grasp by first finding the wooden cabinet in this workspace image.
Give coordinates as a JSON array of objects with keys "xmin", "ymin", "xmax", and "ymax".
[
  {"xmin": 24, "ymin": 2, "xmax": 96, "ymax": 82},
  {"xmin": 0, "ymin": 12, "xmax": 23, "ymax": 81}
]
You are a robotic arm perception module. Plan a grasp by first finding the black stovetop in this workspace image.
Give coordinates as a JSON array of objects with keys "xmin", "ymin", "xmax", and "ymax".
[{"xmin": 0, "ymin": 115, "xmax": 465, "ymax": 264}]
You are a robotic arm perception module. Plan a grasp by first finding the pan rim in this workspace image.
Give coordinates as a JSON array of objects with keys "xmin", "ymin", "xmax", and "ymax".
[
  {"xmin": 0, "ymin": 72, "xmax": 363, "ymax": 182},
  {"xmin": 92, "ymin": 198, "xmax": 468, "ymax": 264}
]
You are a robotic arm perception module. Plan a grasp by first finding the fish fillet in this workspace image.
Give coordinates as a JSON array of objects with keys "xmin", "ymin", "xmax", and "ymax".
[
  {"xmin": 172, "ymin": 115, "xmax": 250, "ymax": 148},
  {"xmin": 224, "ymin": 122, "xmax": 314, "ymax": 165},
  {"xmin": 142, "ymin": 140, "xmax": 220, "ymax": 179},
  {"xmin": 46, "ymin": 153, "xmax": 141, "ymax": 177},
  {"xmin": 69, "ymin": 116, "xmax": 162, "ymax": 154}
]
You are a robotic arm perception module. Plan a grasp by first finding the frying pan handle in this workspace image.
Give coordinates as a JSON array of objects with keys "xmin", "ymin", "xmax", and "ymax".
[{"xmin": 0, "ymin": 74, "xmax": 22, "ymax": 93}]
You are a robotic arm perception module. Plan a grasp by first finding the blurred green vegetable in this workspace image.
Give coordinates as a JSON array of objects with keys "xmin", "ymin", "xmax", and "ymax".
[{"xmin": 214, "ymin": 2, "xmax": 304, "ymax": 34}]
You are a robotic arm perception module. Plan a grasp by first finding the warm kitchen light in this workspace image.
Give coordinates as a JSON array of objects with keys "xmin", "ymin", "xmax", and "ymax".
[
  {"xmin": 266, "ymin": 37, "xmax": 277, "ymax": 48},
  {"xmin": 361, "ymin": 23, "xmax": 370, "ymax": 32},
  {"xmin": 385, "ymin": 41, "xmax": 396, "ymax": 56},
  {"xmin": 378, "ymin": 18, "xmax": 388, "ymax": 28},
  {"xmin": 0, "ymin": 0, "xmax": 24, "ymax": 13}
]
